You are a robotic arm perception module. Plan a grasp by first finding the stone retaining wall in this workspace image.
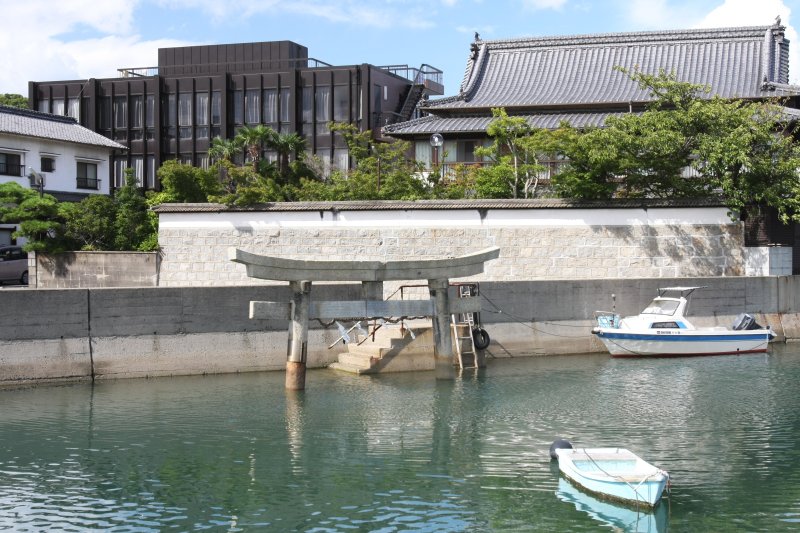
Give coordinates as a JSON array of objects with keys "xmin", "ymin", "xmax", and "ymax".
[{"xmin": 1, "ymin": 276, "xmax": 798, "ymax": 385}]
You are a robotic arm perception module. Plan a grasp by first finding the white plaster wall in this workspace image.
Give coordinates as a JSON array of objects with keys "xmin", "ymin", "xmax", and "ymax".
[
  {"xmin": 0, "ymin": 133, "xmax": 111, "ymax": 195},
  {"xmin": 158, "ymin": 206, "xmax": 748, "ymax": 286}
]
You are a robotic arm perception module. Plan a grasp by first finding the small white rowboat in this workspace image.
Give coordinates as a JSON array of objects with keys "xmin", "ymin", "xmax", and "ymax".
[{"xmin": 555, "ymin": 447, "xmax": 669, "ymax": 507}]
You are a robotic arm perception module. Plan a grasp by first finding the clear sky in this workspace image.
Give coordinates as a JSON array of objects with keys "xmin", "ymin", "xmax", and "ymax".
[{"xmin": 1, "ymin": 0, "xmax": 798, "ymax": 97}]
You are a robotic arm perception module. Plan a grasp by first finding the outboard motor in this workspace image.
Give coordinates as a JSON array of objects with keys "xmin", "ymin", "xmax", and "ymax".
[
  {"xmin": 733, "ymin": 313, "xmax": 764, "ymax": 331},
  {"xmin": 550, "ymin": 438, "xmax": 573, "ymax": 460}
]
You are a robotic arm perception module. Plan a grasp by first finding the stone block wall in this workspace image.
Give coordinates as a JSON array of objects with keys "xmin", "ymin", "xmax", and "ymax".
[
  {"xmin": 157, "ymin": 205, "xmax": 745, "ymax": 287},
  {"xmin": 32, "ymin": 251, "xmax": 160, "ymax": 288}
]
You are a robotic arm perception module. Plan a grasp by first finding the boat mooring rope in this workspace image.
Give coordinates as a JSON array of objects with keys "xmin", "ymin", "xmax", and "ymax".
[{"xmin": 582, "ymin": 448, "xmax": 669, "ymax": 506}]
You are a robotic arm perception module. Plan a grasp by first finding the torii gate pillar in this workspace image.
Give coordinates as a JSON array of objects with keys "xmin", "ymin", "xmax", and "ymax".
[
  {"xmin": 428, "ymin": 278, "xmax": 455, "ymax": 379},
  {"xmin": 286, "ymin": 280, "xmax": 311, "ymax": 390}
]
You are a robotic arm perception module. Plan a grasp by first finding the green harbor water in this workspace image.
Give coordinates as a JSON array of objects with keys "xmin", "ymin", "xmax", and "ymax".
[{"xmin": 1, "ymin": 345, "xmax": 800, "ymax": 532}]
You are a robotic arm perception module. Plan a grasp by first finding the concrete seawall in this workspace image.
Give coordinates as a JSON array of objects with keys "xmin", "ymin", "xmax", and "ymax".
[{"xmin": 1, "ymin": 276, "xmax": 798, "ymax": 384}]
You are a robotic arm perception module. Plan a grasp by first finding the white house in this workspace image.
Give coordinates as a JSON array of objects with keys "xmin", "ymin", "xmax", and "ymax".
[{"xmin": 0, "ymin": 104, "xmax": 125, "ymax": 245}]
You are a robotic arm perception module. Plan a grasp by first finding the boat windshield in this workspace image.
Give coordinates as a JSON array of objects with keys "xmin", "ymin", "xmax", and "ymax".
[{"xmin": 641, "ymin": 298, "xmax": 680, "ymax": 316}]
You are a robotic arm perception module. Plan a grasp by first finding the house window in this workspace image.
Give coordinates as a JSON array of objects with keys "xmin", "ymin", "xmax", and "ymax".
[
  {"xmin": 52, "ymin": 99, "xmax": 65, "ymax": 116},
  {"xmin": 0, "ymin": 153, "xmax": 22, "ymax": 177},
  {"xmin": 113, "ymin": 158, "xmax": 127, "ymax": 188},
  {"xmin": 99, "ymin": 97, "xmax": 111, "ymax": 130},
  {"xmin": 41, "ymin": 157, "xmax": 55, "ymax": 173},
  {"xmin": 77, "ymin": 162, "xmax": 99, "ymax": 190},
  {"xmin": 37, "ymin": 99, "xmax": 49, "ymax": 113},
  {"xmin": 146, "ymin": 155, "xmax": 156, "ymax": 189}
]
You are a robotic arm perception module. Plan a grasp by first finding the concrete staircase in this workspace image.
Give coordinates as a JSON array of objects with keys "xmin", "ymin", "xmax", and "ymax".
[{"xmin": 329, "ymin": 322, "xmax": 436, "ymax": 374}]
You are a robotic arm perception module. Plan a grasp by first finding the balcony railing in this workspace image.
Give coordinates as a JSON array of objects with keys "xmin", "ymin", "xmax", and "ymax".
[
  {"xmin": 0, "ymin": 162, "xmax": 23, "ymax": 177},
  {"xmin": 379, "ymin": 64, "xmax": 444, "ymax": 90},
  {"xmin": 76, "ymin": 177, "xmax": 100, "ymax": 190}
]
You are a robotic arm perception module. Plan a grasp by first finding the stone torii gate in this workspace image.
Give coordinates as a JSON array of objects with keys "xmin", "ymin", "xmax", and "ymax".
[{"xmin": 229, "ymin": 246, "xmax": 500, "ymax": 390}]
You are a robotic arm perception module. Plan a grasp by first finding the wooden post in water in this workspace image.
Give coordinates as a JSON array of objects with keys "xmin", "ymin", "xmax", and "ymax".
[
  {"xmin": 429, "ymin": 278, "xmax": 455, "ymax": 379},
  {"xmin": 286, "ymin": 280, "xmax": 311, "ymax": 390}
]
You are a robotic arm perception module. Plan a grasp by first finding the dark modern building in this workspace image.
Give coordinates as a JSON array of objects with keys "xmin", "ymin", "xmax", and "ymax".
[{"xmin": 29, "ymin": 41, "xmax": 443, "ymax": 190}]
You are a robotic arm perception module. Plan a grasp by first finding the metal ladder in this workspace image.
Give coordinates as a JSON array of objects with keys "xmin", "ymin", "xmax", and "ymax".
[{"xmin": 451, "ymin": 284, "xmax": 478, "ymax": 369}]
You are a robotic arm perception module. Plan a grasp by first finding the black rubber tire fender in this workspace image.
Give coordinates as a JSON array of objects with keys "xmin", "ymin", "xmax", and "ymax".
[{"xmin": 472, "ymin": 328, "xmax": 490, "ymax": 350}]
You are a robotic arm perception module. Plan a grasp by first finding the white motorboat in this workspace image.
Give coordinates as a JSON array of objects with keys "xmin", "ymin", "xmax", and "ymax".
[
  {"xmin": 592, "ymin": 286, "xmax": 774, "ymax": 357},
  {"xmin": 555, "ymin": 447, "xmax": 669, "ymax": 508}
]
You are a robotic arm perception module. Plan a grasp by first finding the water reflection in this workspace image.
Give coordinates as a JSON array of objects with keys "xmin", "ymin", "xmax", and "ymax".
[
  {"xmin": 556, "ymin": 477, "xmax": 668, "ymax": 532},
  {"xmin": 0, "ymin": 347, "xmax": 799, "ymax": 530}
]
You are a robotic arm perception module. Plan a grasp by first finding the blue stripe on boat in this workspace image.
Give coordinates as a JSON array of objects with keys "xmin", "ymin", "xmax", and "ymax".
[{"xmin": 600, "ymin": 332, "xmax": 768, "ymax": 342}]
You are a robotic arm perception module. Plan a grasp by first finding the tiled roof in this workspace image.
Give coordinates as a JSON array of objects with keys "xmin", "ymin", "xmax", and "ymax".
[
  {"xmin": 384, "ymin": 105, "xmax": 800, "ymax": 136},
  {"xmin": 153, "ymin": 197, "xmax": 726, "ymax": 213},
  {"xmin": 383, "ymin": 111, "xmax": 625, "ymax": 135},
  {"xmin": 425, "ymin": 24, "xmax": 797, "ymax": 111},
  {"xmin": 0, "ymin": 105, "xmax": 126, "ymax": 149}
]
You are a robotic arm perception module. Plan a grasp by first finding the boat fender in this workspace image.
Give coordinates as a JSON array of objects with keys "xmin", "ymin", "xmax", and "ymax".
[
  {"xmin": 549, "ymin": 438, "xmax": 573, "ymax": 460},
  {"xmin": 472, "ymin": 328, "xmax": 491, "ymax": 350}
]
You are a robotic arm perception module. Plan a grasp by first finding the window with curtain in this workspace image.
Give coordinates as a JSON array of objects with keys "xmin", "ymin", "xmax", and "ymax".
[
  {"xmin": 263, "ymin": 89, "xmax": 277, "ymax": 124},
  {"xmin": 245, "ymin": 89, "xmax": 260, "ymax": 124},
  {"xmin": 233, "ymin": 90, "xmax": 243, "ymax": 125},
  {"xmin": 145, "ymin": 95, "xmax": 155, "ymax": 140},
  {"xmin": 131, "ymin": 96, "xmax": 143, "ymax": 129},
  {"xmin": 178, "ymin": 93, "xmax": 192, "ymax": 139},
  {"xmin": 333, "ymin": 148, "xmax": 349, "ymax": 171},
  {"xmin": 67, "ymin": 98, "xmax": 80, "ymax": 119},
  {"xmin": 99, "ymin": 97, "xmax": 111, "ymax": 130},
  {"xmin": 315, "ymin": 86, "xmax": 331, "ymax": 135},
  {"xmin": 113, "ymin": 97, "xmax": 127, "ymax": 128},
  {"xmin": 146, "ymin": 156, "xmax": 156, "ymax": 189},
  {"xmin": 132, "ymin": 156, "xmax": 144, "ymax": 186},
  {"xmin": 195, "ymin": 92, "xmax": 209, "ymax": 139},
  {"xmin": 52, "ymin": 99, "xmax": 65, "ymax": 116},
  {"xmin": 301, "ymin": 87, "xmax": 313, "ymax": 138},
  {"xmin": 38, "ymin": 99, "xmax": 49, "ymax": 113},
  {"xmin": 112, "ymin": 159, "xmax": 127, "ymax": 188},
  {"xmin": 211, "ymin": 91, "xmax": 222, "ymax": 138},
  {"xmin": 333, "ymin": 85, "xmax": 349, "ymax": 122},
  {"xmin": 280, "ymin": 88, "xmax": 291, "ymax": 131}
]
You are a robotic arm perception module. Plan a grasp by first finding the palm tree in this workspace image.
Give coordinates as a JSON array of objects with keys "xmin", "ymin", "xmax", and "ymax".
[
  {"xmin": 235, "ymin": 125, "xmax": 273, "ymax": 172},
  {"xmin": 208, "ymin": 136, "xmax": 242, "ymax": 163},
  {"xmin": 267, "ymin": 131, "xmax": 306, "ymax": 180}
]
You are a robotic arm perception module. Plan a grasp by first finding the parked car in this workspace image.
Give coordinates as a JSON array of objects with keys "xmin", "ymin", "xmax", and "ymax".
[{"xmin": 0, "ymin": 246, "xmax": 28, "ymax": 285}]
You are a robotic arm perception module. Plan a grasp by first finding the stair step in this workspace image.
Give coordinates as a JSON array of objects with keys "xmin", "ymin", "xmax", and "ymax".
[
  {"xmin": 345, "ymin": 344, "xmax": 392, "ymax": 358},
  {"xmin": 329, "ymin": 362, "xmax": 373, "ymax": 375},
  {"xmin": 338, "ymin": 352, "xmax": 375, "ymax": 369}
]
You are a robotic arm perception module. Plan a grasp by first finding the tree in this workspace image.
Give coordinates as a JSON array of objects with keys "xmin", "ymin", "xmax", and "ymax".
[
  {"xmin": 154, "ymin": 159, "xmax": 220, "ymax": 203},
  {"xmin": 296, "ymin": 123, "xmax": 426, "ymax": 201},
  {"xmin": 59, "ymin": 195, "xmax": 118, "ymax": 251},
  {"xmin": 0, "ymin": 182, "xmax": 63, "ymax": 252},
  {"xmin": 114, "ymin": 168, "xmax": 156, "ymax": 251},
  {"xmin": 267, "ymin": 131, "xmax": 306, "ymax": 182},
  {"xmin": 549, "ymin": 68, "xmax": 800, "ymax": 220},
  {"xmin": 208, "ymin": 136, "xmax": 243, "ymax": 163},
  {"xmin": 474, "ymin": 108, "xmax": 542, "ymax": 198},
  {"xmin": 0, "ymin": 94, "xmax": 28, "ymax": 108},
  {"xmin": 235, "ymin": 125, "xmax": 272, "ymax": 172}
]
